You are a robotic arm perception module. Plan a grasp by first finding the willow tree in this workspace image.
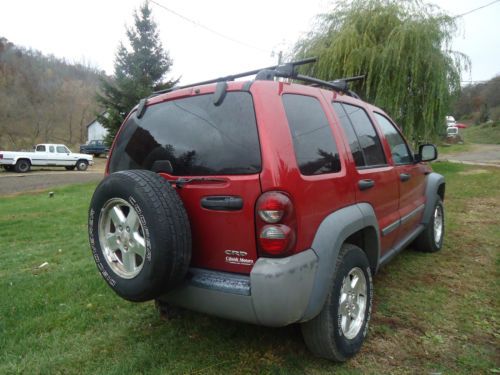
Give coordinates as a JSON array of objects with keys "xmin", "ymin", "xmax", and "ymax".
[{"xmin": 293, "ymin": 0, "xmax": 468, "ymax": 143}]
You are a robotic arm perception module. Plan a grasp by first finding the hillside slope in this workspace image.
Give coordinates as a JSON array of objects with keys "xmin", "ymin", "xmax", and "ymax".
[{"xmin": 0, "ymin": 37, "xmax": 102, "ymax": 150}]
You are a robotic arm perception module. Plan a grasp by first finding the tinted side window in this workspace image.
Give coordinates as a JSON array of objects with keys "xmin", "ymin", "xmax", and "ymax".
[
  {"xmin": 49, "ymin": 146, "xmax": 55, "ymax": 153},
  {"xmin": 374, "ymin": 113, "xmax": 412, "ymax": 165},
  {"xmin": 341, "ymin": 103, "xmax": 386, "ymax": 167},
  {"xmin": 283, "ymin": 94, "xmax": 341, "ymax": 175},
  {"xmin": 109, "ymin": 92, "xmax": 261, "ymax": 176},
  {"xmin": 333, "ymin": 102, "xmax": 365, "ymax": 167},
  {"xmin": 36, "ymin": 145, "xmax": 46, "ymax": 152}
]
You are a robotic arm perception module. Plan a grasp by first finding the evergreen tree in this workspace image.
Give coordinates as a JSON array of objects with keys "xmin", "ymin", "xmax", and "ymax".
[
  {"xmin": 97, "ymin": 2, "xmax": 176, "ymax": 144},
  {"xmin": 293, "ymin": 0, "xmax": 469, "ymax": 144}
]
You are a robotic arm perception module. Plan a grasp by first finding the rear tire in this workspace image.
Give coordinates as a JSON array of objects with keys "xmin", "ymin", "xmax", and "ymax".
[
  {"xmin": 14, "ymin": 159, "xmax": 31, "ymax": 173},
  {"xmin": 413, "ymin": 198, "xmax": 444, "ymax": 253},
  {"xmin": 88, "ymin": 170, "xmax": 192, "ymax": 302},
  {"xmin": 301, "ymin": 244, "xmax": 373, "ymax": 361},
  {"xmin": 76, "ymin": 160, "xmax": 88, "ymax": 171}
]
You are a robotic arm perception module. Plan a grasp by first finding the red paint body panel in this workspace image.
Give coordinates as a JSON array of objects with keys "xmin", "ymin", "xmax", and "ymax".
[
  {"xmin": 169, "ymin": 174, "xmax": 261, "ymax": 274},
  {"xmin": 253, "ymin": 82, "xmax": 355, "ymax": 255}
]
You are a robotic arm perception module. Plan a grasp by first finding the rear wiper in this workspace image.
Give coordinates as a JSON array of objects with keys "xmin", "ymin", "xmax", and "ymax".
[{"xmin": 169, "ymin": 177, "xmax": 227, "ymax": 189}]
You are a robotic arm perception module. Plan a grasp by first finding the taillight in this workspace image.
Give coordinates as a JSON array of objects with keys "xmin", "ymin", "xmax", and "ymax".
[
  {"xmin": 0, "ymin": 154, "xmax": 3, "ymax": 160},
  {"xmin": 256, "ymin": 192, "xmax": 296, "ymax": 257}
]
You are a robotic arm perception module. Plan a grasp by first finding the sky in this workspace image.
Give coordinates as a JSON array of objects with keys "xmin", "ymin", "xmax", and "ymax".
[{"xmin": 1, "ymin": 0, "xmax": 499, "ymax": 85}]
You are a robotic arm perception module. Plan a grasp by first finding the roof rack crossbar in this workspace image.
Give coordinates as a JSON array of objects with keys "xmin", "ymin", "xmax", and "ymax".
[
  {"xmin": 150, "ymin": 57, "xmax": 317, "ymax": 98},
  {"xmin": 294, "ymin": 74, "xmax": 349, "ymax": 93}
]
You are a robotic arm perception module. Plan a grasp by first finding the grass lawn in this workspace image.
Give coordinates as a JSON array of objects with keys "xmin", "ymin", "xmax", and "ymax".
[
  {"xmin": 462, "ymin": 122, "xmax": 500, "ymax": 144},
  {"xmin": 0, "ymin": 163, "xmax": 498, "ymax": 374}
]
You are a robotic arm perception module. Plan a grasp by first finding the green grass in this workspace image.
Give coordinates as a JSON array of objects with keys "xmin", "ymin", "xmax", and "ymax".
[
  {"xmin": 462, "ymin": 122, "xmax": 500, "ymax": 144},
  {"xmin": 1, "ymin": 165, "xmax": 499, "ymax": 374},
  {"xmin": 437, "ymin": 143, "xmax": 471, "ymax": 155}
]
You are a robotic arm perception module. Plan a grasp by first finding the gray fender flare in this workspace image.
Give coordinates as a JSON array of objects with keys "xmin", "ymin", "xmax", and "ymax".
[
  {"xmin": 301, "ymin": 203, "xmax": 380, "ymax": 322},
  {"xmin": 422, "ymin": 172, "xmax": 445, "ymax": 225}
]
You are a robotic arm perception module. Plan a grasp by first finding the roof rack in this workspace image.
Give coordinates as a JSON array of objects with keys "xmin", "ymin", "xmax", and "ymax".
[
  {"xmin": 150, "ymin": 57, "xmax": 317, "ymax": 97},
  {"xmin": 148, "ymin": 57, "xmax": 363, "ymax": 99}
]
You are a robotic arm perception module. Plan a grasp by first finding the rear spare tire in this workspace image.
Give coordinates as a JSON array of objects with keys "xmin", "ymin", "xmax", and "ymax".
[{"xmin": 88, "ymin": 170, "xmax": 192, "ymax": 302}]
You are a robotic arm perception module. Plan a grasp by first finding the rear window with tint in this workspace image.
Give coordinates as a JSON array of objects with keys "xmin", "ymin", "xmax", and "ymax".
[{"xmin": 108, "ymin": 92, "xmax": 261, "ymax": 176}]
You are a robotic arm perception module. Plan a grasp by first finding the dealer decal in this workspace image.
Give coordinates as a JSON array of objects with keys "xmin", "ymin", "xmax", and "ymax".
[{"xmin": 224, "ymin": 250, "xmax": 254, "ymax": 266}]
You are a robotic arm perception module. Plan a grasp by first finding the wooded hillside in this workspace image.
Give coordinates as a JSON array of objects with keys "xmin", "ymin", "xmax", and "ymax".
[
  {"xmin": 0, "ymin": 37, "xmax": 102, "ymax": 150},
  {"xmin": 453, "ymin": 75, "xmax": 500, "ymax": 124}
]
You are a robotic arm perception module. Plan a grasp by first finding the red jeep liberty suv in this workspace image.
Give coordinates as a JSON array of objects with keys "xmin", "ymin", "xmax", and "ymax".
[{"xmin": 88, "ymin": 59, "xmax": 445, "ymax": 361}]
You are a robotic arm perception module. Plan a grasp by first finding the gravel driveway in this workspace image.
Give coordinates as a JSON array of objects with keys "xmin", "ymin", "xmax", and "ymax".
[
  {"xmin": 0, "ymin": 158, "xmax": 106, "ymax": 196},
  {"xmin": 440, "ymin": 144, "xmax": 500, "ymax": 166}
]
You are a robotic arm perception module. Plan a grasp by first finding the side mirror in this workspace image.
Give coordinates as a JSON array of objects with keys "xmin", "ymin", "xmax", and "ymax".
[{"xmin": 416, "ymin": 144, "xmax": 438, "ymax": 162}]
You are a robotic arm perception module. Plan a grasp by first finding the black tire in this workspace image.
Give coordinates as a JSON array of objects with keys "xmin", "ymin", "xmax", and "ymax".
[
  {"xmin": 76, "ymin": 160, "xmax": 88, "ymax": 171},
  {"xmin": 301, "ymin": 244, "xmax": 373, "ymax": 361},
  {"xmin": 65, "ymin": 166, "xmax": 76, "ymax": 171},
  {"xmin": 413, "ymin": 198, "xmax": 444, "ymax": 253},
  {"xmin": 14, "ymin": 159, "xmax": 31, "ymax": 173},
  {"xmin": 88, "ymin": 170, "xmax": 191, "ymax": 302}
]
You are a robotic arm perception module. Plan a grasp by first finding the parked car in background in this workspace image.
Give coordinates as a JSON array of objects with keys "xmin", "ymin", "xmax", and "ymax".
[
  {"xmin": 80, "ymin": 140, "xmax": 109, "ymax": 157},
  {"xmin": 447, "ymin": 126, "xmax": 459, "ymax": 137},
  {"xmin": 0, "ymin": 144, "xmax": 93, "ymax": 172},
  {"xmin": 446, "ymin": 115, "xmax": 456, "ymax": 127}
]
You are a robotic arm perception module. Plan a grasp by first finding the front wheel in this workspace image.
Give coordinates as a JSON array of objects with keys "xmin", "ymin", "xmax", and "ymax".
[
  {"xmin": 76, "ymin": 160, "xmax": 88, "ymax": 171},
  {"xmin": 413, "ymin": 198, "xmax": 444, "ymax": 253},
  {"xmin": 301, "ymin": 244, "xmax": 373, "ymax": 361}
]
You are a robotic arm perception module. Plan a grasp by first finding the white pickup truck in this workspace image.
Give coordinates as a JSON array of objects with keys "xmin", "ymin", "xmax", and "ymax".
[{"xmin": 0, "ymin": 144, "xmax": 93, "ymax": 173}]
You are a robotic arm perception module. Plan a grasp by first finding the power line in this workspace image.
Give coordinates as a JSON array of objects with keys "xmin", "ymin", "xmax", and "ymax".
[
  {"xmin": 149, "ymin": 0, "xmax": 271, "ymax": 55},
  {"xmin": 454, "ymin": 0, "xmax": 500, "ymax": 18}
]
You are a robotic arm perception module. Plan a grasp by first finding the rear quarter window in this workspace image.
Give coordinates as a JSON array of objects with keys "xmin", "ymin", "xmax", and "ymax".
[
  {"xmin": 282, "ymin": 94, "xmax": 341, "ymax": 175},
  {"xmin": 109, "ymin": 92, "xmax": 261, "ymax": 175}
]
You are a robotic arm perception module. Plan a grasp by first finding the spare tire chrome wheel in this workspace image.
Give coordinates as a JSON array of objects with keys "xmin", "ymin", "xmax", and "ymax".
[
  {"xmin": 89, "ymin": 170, "xmax": 192, "ymax": 302},
  {"xmin": 99, "ymin": 198, "xmax": 147, "ymax": 279}
]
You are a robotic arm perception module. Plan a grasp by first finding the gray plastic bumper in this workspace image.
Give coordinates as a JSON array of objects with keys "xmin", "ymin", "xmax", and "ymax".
[{"xmin": 162, "ymin": 249, "xmax": 318, "ymax": 327}]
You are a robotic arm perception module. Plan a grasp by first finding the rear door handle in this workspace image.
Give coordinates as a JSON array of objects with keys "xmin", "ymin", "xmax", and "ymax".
[
  {"xmin": 358, "ymin": 179, "xmax": 375, "ymax": 191},
  {"xmin": 400, "ymin": 173, "xmax": 411, "ymax": 182},
  {"xmin": 201, "ymin": 196, "xmax": 243, "ymax": 211}
]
